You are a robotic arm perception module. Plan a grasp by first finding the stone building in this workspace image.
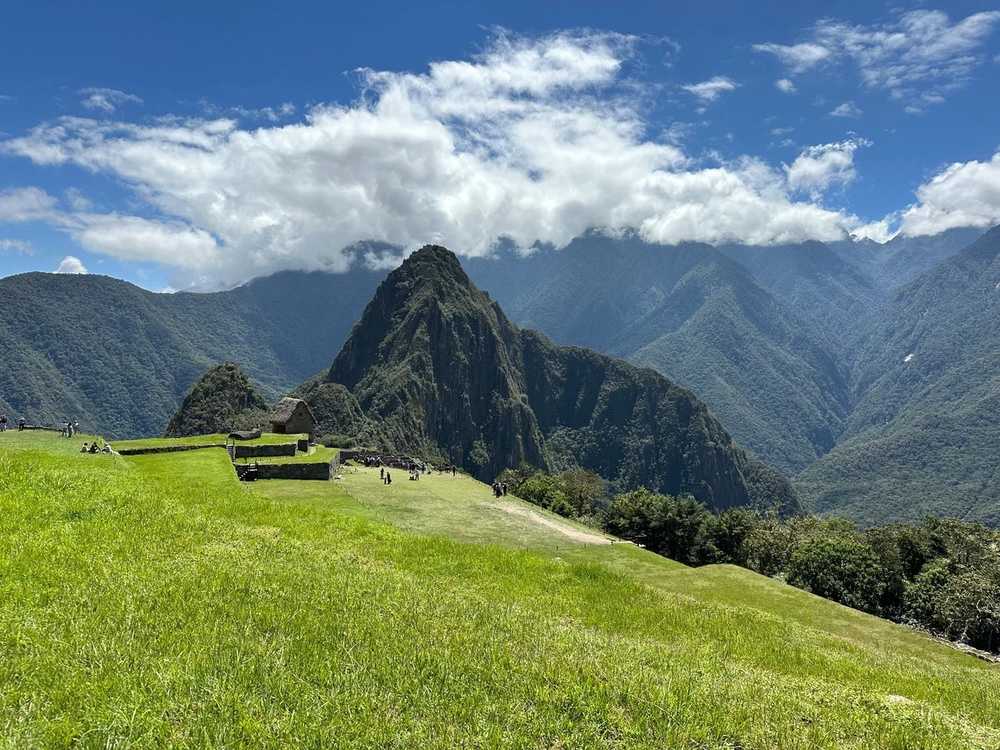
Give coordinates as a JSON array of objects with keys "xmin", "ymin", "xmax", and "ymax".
[{"xmin": 270, "ymin": 397, "xmax": 316, "ymax": 440}]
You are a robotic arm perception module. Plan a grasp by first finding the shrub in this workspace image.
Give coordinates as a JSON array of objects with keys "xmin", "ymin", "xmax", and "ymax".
[{"xmin": 787, "ymin": 537, "xmax": 886, "ymax": 613}]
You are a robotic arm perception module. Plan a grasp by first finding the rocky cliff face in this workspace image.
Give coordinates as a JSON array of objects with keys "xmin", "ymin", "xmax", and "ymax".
[
  {"xmin": 308, "ymin": 245, "xmax": 798, "ymax": 512},
  {"xmin": 164, "ymin": 362, "xmax": 269, "ymax": 437}
]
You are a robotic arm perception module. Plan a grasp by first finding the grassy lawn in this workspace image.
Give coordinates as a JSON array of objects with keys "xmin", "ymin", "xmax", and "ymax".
[
  {"xmin": 234, "ymin": 445, "xmax": 338, "ymax": 466},
  {"xmin": 111, "ymin": 432, "xmax": 306, "ymax": 451},
  {"xmin": 1, "ymin": 431, "xmax": 998, "ymax": 748}
]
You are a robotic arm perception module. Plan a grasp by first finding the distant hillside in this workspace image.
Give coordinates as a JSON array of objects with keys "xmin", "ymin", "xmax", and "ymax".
[
  {"xmin": 798, "ymin": 225, "xmax": 1000, "ymax": 526},
  {"xmin": 465, "ymin": 235, "xmax": 852, "ymax": 473},
  {"xmin": 0, "ymin": 265, "xmax": 381, "ymax": 437},
  {"xmin": 828, "ymin": 227, "xmax": 985, "ymax": 294},
  {"xmin": 164, "ymin": 362, "xmax": 269, "ymax": 437},
  {"xmin": 1, "ymin": 226, "xmax": 994, "ymax": 525},
  {"xmin": 304, "ymin": 245, "xmax": 798, "ymax": 513}
]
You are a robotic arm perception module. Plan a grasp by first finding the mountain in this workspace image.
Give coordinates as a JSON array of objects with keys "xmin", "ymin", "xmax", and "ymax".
[
  {"xmin": 798, "ymin": 226, "xmax": 1000, "ymax": 526},
  {"xmin": 164, "ymin": 362, "xmax": 269, "ymax": 437},
  {"xmin": 302, "ymin": 244, "xmax": 799, "ymax": 513},
  {"xmin": 827, "ymin": 227, "xmax": 985, "ymax": 294},
  {"xmin": 465, "ymin": 235, "xmax": 851, "ymax": 473},
  {"xmin": 716, "ymin": 240, "xmax": 881, "ymax": 361},
  {"xmin": 0, "ymin": 265, "xmax": 382, "ymax": 437},
  {"xmin": 1, "ymin": 226, "xmax": 993, "ymax": 525}
]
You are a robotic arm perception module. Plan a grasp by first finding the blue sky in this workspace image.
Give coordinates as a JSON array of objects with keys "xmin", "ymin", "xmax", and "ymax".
[{"xmin": 2, "ymin": 0, "xmax": 999, "ymax": 290}]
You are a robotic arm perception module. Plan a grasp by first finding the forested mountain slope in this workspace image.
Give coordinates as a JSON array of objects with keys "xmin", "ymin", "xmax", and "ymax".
[
  {"xmin": 798, "ymin": 226, "xmax": 1000, "ymax": 526},
  {"xmin": 0, "ymin": 267, "xmax": 381, "ymax": 437},
  {"xmin": 306, "ymin": 244, "xmax": 798, "ymax": 512},
  {"xmin": 465, "ymin": 235, "xmax": 851, "ymax": 473}
]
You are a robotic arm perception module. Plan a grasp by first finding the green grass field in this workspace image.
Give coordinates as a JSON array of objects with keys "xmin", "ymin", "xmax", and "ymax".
[
  {"xmin": 234, "ymin": 445, "xmax": 338, "ymax": 466},
  {"xmin": 111, "ymin": 432, "xmax": 306, "ymax": 451},
  {"xmin": 2, "ymin": 431, "xmax": 998, "ymax": 748}
]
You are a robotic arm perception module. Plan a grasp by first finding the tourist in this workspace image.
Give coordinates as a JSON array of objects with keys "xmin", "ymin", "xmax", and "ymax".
[
  {"xmin": 0, "ymin": 414, "xmax": 7, "ymax": 432},
  {"xmin": 80, "ymin": 442, "xmax": 89, "ymax": 453},
  {"xmin": 380, "ymin": 467, "xmax": 385, "ymax": 481},
  {"xmin": 17, "ymin": 417, "xmax": 25, "ymax": 431}
]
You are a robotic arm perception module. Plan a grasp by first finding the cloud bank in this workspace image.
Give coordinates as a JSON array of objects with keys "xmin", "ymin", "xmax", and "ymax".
[
  {"xmin": 1, "ymin": 31, "xmax": 870, "ymax": 287},
  {"xmin": 900, "ymin": 151, "xmax": 1000, "ymax": 236}
]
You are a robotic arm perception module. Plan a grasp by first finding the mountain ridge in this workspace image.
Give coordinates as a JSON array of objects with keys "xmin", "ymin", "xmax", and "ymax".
[{"xmin": 306, "ymin": 244, "xmax": 798, "ymax": 513}]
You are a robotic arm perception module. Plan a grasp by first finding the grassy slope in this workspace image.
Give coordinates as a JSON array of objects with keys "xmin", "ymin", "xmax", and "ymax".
[
  {"xmin": 111, "ymin": 432, "xmax": 307, "ymax": 450},
  {"xmin": 1, "ymin": 432, "xmax": 998, "ymax": 749}
]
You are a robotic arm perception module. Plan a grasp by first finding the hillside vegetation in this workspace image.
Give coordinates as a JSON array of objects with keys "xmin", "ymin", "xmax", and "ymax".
[
  {"xmin": 310, "ymin": 245, "xmax": 797, "ymax": 512},
  {"xmin": 799, "ymin": 226, "xmax": 1000, "ymax": 525},
  {"xmin": 1, "ymin": 430, "xmax": 998, "ymax": 748},
  {"xmin": 0, "ymin": 265, "xmax": 381, "ymax": 437},
  {"xmin": 164, "ymin": 362, "xmax": 270, "ymax": 436},
  {"xmin": 2, "ymin": 226, "xmax": 997, "ymax": 525}
]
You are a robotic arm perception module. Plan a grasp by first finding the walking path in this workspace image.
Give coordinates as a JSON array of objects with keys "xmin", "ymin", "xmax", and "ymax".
[{"xmin": 485, "ymin": 501, "xmax": 614, "ymax": 545}]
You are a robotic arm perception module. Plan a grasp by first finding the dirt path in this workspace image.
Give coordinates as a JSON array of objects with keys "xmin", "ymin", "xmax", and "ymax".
[{"xmin": 486, "ymin": 501, "xmax": 613, "ymax": 545}]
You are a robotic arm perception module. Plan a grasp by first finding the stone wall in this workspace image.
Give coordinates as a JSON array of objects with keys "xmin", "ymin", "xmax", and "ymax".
[
  {"xmin": 256, "ymin": 462, "xmax": 331, "ymax": 480},
  {"xmin": 233, "ymin": 443, "xmax": 297, "ymax": 459},
  {"xmin": 118, "ymin": 444, "xmax": 226, "ymax": 456}
]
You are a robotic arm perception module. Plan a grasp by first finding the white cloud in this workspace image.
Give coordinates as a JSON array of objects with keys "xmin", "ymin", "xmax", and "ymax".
[
  {"xmin": 64, "ymin": 187, "xmax": 93, "ymax": 211},
  {"xmin": 0, "ymin": 238, "xmax": 32, "ymax": 254},
  {"xmin": 753, "ymin": 42, "xmax": 832, "ymax": 72},
  {"xmin": 830, "ymin": 101, "xmax": 863, "ymax": 118},
  {"xmin": 54, "ymin": 255, "xmax": 88, "ymax": 274},
  {"xmin": 681, "ymin": 76, "xmax": 738, "ymax": 103},
  {"xmin": 784, "ymin": 139, "xmax": 870, "ymax": 197},
  {"xmin": 899, "ymin": 151, "xmax": 1000, "ymax": 235},
  {"xmin": 775, "ymin": 78, "xmax": 797, "ymax": 93},
  {"xmin": 0, "ymin": 186, "xmax": 60, "ymax": 222},
  {"xmin": 79, "ymin": 87, "xmax": 143, "ymax": 113},
  {"xmin": 3, "ymin": 31, "xmax": 867, "ymax": 287},
  {"xmin": 851, "ymin": 218, "xmax": 898, "ymax": 243},
  {"xmin": 73, "ymin": 214, "xmax": 220, "ymax": 269},
  {"xmin": 757, "ymin": 10, "xmax": 1000, "ymax": 109}
]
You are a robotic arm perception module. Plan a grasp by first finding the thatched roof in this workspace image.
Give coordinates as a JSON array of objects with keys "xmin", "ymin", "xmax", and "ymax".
[{"xmin": 270, "ymin": 397, "xmax": 313, "ymax": 425}]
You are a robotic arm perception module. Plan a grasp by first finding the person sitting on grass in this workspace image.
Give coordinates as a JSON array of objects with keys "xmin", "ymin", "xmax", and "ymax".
[
  {"xmin": 80, "ymin": 442, "xmax": 90, "ymax": 453},
  {"xmin": 89, "ymin": 442, "xmax": 100, "ymax": 454}
]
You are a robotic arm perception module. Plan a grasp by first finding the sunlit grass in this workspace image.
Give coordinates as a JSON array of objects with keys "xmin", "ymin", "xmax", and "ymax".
[{"xmin": 1, "ymin": 431, "xmax": 998, "ymax": 748}]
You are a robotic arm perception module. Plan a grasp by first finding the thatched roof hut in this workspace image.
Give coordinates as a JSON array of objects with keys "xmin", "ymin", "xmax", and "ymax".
[{"xmin": 270, "ymin": 397, "xmax": 316, "ymax": 439}]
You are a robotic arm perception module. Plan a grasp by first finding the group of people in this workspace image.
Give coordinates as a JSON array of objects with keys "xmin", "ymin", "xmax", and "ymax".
[
  {"xmin": 491, "ymin": 481, "xmax": 509, "ymax": 498},
  {"xmin": 80, "ymin": 441, "xmax": 114, "ymax": 455},
  {"xmin": 0, "ymin": 415, "xmax": 27, "ymax": 432},
  {"xmin": 62, "ymin": 421, "xmax": 80, "ymax": 438},
  {"xmin": 379, "ymin": 467, "xmax": 393, "ymax": 485}
]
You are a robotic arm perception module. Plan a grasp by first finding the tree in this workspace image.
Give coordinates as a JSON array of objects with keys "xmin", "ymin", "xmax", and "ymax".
[
  {"xmin": 604, "ymin": 489, "xmax": 710, "ymax": 564},
  {"xmin": 787, "ymin": 537, "xmax": 886, "ymax": 614}
]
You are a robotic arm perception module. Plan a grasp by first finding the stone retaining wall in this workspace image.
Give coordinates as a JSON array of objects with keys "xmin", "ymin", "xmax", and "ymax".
[
  {"xmin": 256, "ymin": 462, "xmax": 331, "ymax": 480},
  {"xmin": 233, "ymin": 443, "xmax": 297, "ymax": 459},
  {"xmin": 117, "ymin": 444, "xmax": 226, "ymax": 456}
]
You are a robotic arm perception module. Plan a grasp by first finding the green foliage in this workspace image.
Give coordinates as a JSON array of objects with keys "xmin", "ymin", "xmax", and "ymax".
[
  {"xmin": 598, "ymin": 482, "xmax": 1000, "ymax": 653},
  {"xmin": 787, "ymin": 537, "xmax": 888, "ymax": 613},
  {"xmin": 0, "ymin": 267, "xmax": 382, "ymax": 438},
  {"xmin": 316, "ymin": 244, "xmax": 797, "ymax": 513},
  {"xmin": 498, "ymin": 465, "xmax": 607, "ymax": 520},
  {"xmin": 799, "ymin": 226, "xmax": 1000, "ymax": 527},
  {"xmin": 164, "ymin": 362, "xmax": 269, "ymax": 437},
  {"xmin": 604, "ymin": 489, "xmax": 711, "ymax": 565}
]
